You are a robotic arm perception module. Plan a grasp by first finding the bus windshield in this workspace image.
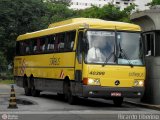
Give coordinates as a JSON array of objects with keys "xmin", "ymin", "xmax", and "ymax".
[{"xmin": 85, "ymin": 30, "xmax": 144, "ymax": 66}]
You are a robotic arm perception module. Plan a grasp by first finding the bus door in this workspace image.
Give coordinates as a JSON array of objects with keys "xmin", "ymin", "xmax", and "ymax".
[{"xmin": 74, "ymin": 30, "xmax": 84, "ymax": 96}]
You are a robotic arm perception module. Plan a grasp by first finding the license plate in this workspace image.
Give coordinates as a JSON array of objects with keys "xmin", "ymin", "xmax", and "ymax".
[{"xmin": 111, "ymin": 92, "xmax": 122, "ymax": 96}]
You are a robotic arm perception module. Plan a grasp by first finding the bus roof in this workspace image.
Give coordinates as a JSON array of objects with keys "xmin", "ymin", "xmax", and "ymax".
[{"xmin": 17, "ymin": 18, "xmax": 141, "ymax": 41}]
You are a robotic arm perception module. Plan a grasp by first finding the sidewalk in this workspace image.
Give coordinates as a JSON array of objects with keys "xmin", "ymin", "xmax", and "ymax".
[
  {"xmin": 0, "ymin": 84, "xmax": 24, "ymax": 95},
  {"xmin": 124, "ymin": 98, "xmax": 160, "ymax": 111}
]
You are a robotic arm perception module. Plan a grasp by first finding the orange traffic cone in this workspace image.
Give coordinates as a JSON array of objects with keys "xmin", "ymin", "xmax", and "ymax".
[{"xmin": 8, "ymin": 85, "xmax": 18, "ymax": 109}]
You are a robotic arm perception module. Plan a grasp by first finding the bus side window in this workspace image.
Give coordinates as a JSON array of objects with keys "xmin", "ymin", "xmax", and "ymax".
[
  {"xmin": 65, "ymin": 31, "xmax": 76, "ymax": 51},
  {"xmin": 54, "ymin": 34, "xmax": 59, "ymax": 52},
  {"xmin": 44, "ymin": 37, "xmax": 49, "ymax": 52},
  {"xmin": 70, "ymin": 31, "xmax": 76, "ymax": 49},
  {"xmin": 59, "ymin": 33, "xmax": 65, "ymax": 51},
  {"xmin": 33, "ymin": 39, "xmax": 37, "ymax": 53},
  {"xmin": 37, "ymin": 38, "xmax": 41, "ymax": 53},
  {"xmin": 77, "ymin": 31, "xmax": 83, "ymax": 64},
  {"xmin": 40, "ymin": 37, "xmax": 45, "ymax": 53},
  {"xmin": 48, "ymin": 35, "xmax": 54, "ymax": 52},
  {"xmin": 29, "ymin": 40, "xmax": 33, "ymax": 54},
  {"xmin": 25, "ymin": 41, "xmax": 30, "ymax": 54},
  {"xmin": 20, "ymin": 42, "xmax": 25, "ymax": 55}
]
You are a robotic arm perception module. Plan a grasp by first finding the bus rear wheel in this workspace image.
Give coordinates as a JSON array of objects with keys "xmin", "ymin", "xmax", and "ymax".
[
  {"xmin": 24, "ymin": 76, "xmax": 31, "ymax": 96},
  {"xmin": 30, "ymin": 76, "xmax": 40, "ymax": 97},
  {"xmin": 113, "ymin": 97, "xmax": 124, "ymax": 107},
  {"xmin": 24, "ymin": 86, "xmax": 31, "ymax": 96},
  {"xmin": 31, "ymin": 86, "xmax": 40, "ymax": 97}
]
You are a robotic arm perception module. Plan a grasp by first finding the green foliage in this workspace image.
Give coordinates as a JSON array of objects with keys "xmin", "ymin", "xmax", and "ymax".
[
  {"xmin": 147, "ymin": 0, "xmax": 160, "ymax": 6},
  {"xmin": 0, "ymin": 80, "xmax": 14, "ymax": 84},
  {"xmin": 78, "ymin": 3, "xmax": 136, "ymax": 22},
  {"xmin": 45, "ymin": 0, "xmax": 71, "ymax": 6},
  {"xmin": 0, "ymin": 51, "xmax": 7, "ymax": 66},
  {"xmin": 43, "ymin": 1, "xmax": 76, "ymax": 24},
  {"xmin": 0, "ymin": 0, "xmax": 75, "ymax": 65}
]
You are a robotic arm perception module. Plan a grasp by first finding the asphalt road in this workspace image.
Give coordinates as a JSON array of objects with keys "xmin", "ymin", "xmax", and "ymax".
[{"xmin": 0, "ymin": 84, "xmax": 160, "ymax": 120}]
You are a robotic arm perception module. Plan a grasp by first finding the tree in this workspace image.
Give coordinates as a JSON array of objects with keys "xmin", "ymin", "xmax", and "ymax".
[
  {"xmin": 45, "ymin": 0, "xmax": 71, "ymax": 6},
  {"xmin": 147, "ymin": 0, "xmax": 160, "ymax": 6},
  {"xmin": 78, "ymin": 3, "xmax": 136, "ymax": 22},
  {"xmin": 0, "ymin": 51, "xmax": 7, "ymax": 67},
  {"xmin": 0, "ymin": 0, "xmax": 75, "ymax": 65},
  {"xmin": 78, "ymin": 5, "xmax": 102, "ymax": 18},
  {"xmin": 43, "ymin": 1, "xmax": 76, "ymax": 24},
  {"xmin": 0, "ymin": 0, "xmax": 48, "ymax": 65}
]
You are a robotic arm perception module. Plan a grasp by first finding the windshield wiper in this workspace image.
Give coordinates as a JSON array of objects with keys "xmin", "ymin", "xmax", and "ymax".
[
  {"xmin": 102, "ymin": 51, "xmax": 117, "ymax": 67},
  {"xmin": 118, "ymin": 43, "xmax": 133, "ymax": 68}
]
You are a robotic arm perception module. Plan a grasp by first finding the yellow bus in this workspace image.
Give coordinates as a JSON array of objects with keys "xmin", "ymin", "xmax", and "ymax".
[{"xmin": 14, "ymin": 18, "xmax": 146, "ymax": 106}]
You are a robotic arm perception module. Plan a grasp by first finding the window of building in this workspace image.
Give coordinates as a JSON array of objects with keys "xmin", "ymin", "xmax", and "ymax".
[
  {"xmin": 143, "ymin": 33, "xmax": 155, "ymax": 56},
  {"xmin": 116, "ymin": 2, "xmax": 120, "ymax": 4},
  {"xmin": 124, "ymin": 2, "xmax": 128, "ymax": 5},
  {"xmin": 155, "ymin": 31, "xmax": 160, "ymax": 56}
]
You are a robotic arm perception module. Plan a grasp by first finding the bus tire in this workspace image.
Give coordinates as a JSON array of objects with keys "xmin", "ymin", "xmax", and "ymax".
[
  {"xmin": 24, "ymin": 76, "xmax": 31, "ymax": 96},
  {"xmin": 63, "ymin": 81, "xmax": 77, "ymax": 105},
  {"xmin": 63, "ymin": 81, "xmax": 68, "ymax": 101},
  {"xmin": 57, "ymin": 93, "xmax": 64, "ymax": 98},
  {"xmin": 67, "ymin": 83, "xmax": 77, "ymax": 105},
  {"xmin": 24, "ymin": 86, "xmax": 31, "ymax": 96},
  {"xmin": 113, "ymin": 97, "xmax": 123, "ymax": 107},
  {"xmin": 68, "ymin": 88, "xmax": 77, "ymax": 105},
  {"xmin": 31, "ymin": 86, "xmax": 40, "ymax": 97},
  {"xmin": 30, "ymin": 76, "xmax": 40, "ymax": 97}
]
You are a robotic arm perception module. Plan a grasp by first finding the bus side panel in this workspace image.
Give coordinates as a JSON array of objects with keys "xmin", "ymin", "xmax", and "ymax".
[{"xmin": 14, "ymin": 52, "xmax": 76, "ymax": 93}]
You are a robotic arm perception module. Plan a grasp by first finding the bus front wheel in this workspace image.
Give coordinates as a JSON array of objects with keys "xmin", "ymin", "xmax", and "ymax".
[
  {"xmin": 113, "ymin": 97, "xmax": 124, "ymax": 107},
  {"xmin": 64, "ymin": 81, "xmax": 77, "ymax": 105}
]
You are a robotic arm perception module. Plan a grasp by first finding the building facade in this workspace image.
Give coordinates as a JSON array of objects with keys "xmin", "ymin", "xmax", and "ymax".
[
  {"xmin": 69, "ymin": 0, "xmax": 152, "ymax": 11},
  {"xmin": 131, "ymin": 6, "xmax": 160, "ymax": 104}
]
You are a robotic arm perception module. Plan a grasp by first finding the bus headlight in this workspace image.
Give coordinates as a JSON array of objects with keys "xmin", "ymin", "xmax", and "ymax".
[
  {"xmin": 134, "ymin": 80, "xmax": 144, "ymax": 86},
  {"xmin": 83, "ymin": 78, "xmax": 100, "ymax": 85},
  {"xmin": 139, "ymin": 81, "xmax": 144, "ymax": 86}
]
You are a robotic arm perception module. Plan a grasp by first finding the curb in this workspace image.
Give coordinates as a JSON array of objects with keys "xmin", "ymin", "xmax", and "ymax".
[
  {"xmin": 0, "ymin": 93, "xmax": 22, "ymax": 95},
  {"xmin": 124, "ymin": 100, "xmax": 160, "ymax": 111}
]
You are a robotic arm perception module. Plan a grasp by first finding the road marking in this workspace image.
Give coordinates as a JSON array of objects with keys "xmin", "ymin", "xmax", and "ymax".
[{"xmin": 0, "ymin": 111, "xmax": 160, "ymax": 114}]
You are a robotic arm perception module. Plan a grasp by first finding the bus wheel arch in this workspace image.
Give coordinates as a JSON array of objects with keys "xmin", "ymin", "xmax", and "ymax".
[{"xmin": 64, "ymin": 76, "xmax": 70, "ymax": 83}]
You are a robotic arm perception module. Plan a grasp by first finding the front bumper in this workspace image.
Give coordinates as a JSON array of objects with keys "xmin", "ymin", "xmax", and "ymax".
[{"xmin": 82, "ymin": 85, "xmax": 144, "ymax": 98}]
